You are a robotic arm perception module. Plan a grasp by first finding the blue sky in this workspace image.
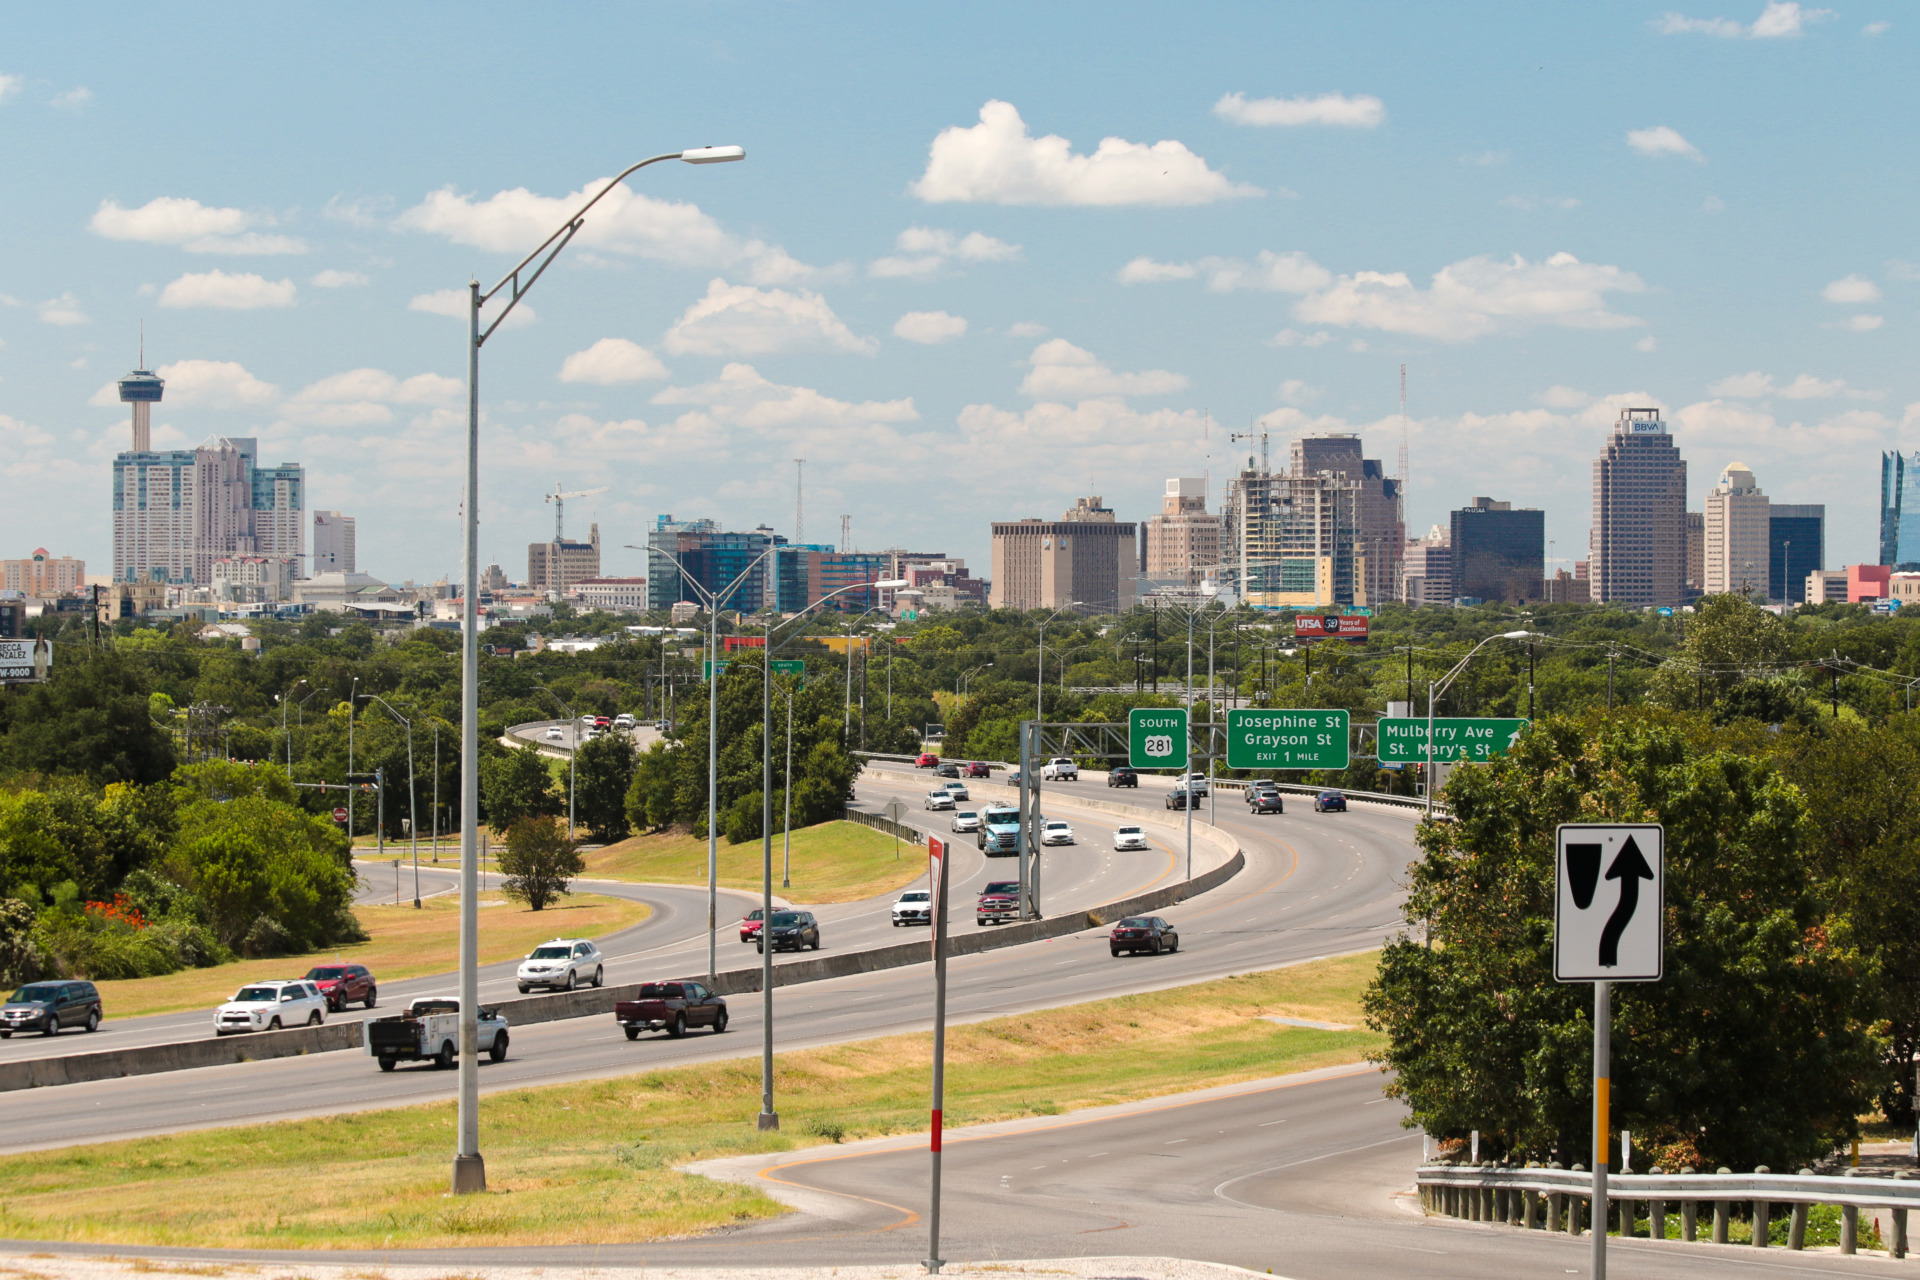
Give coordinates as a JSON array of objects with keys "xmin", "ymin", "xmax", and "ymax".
[{"xmin": 1, "ymin": 2, "xmax": 1912, "ymax": 585}]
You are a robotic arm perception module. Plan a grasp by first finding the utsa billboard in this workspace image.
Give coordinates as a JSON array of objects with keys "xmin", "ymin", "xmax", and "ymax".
[{"xmin": 1293, "ymin": 614, "xmax": 1369, "ymax": 642}]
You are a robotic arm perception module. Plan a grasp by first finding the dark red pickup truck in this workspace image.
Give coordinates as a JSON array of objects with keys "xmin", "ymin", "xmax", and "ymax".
[{"xmin": 615, "ymin": 981, "xmax": 728, "ymax": 1039}]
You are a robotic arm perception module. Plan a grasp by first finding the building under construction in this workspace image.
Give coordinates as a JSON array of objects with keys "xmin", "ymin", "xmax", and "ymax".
[{"xmin": 1222, "ymin": 433, "xmax": 1403, "ymax": 610}]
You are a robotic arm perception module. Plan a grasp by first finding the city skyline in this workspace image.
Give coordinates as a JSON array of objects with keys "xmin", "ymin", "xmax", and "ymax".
[{"xmin": 0, "ymin": 4, "xmax": 1913, "ymax": 582}]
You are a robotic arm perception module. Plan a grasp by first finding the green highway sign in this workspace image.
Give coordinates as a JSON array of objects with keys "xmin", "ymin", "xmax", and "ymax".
[
  {"xmin": 1376, "ymin": 717, "xmax": 1530, "ymax": 764},
  {"xmin": 1226, "ymin": 708, "xmax": 1349, "ymax": 770},
  {"xmin": 703, "ymin": 660, "xmax": 729, "ymax": 679},
  {"xmin": 1128, "ymin": 706, "xmax": 1189, "ymax": 770},
  {"xmin": 706, "ymin": 658, "xmax": 806, "ymax": 680}
]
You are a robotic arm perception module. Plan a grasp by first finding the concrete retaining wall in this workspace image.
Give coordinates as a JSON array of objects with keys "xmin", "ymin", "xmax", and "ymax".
[{"xmin": 0, "ymin": 1019, "xmax": 364, "ymax": 1091}]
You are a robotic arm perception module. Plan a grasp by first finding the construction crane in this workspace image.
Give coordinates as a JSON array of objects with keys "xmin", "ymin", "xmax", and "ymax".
[
  {"xmin": 1229, "ymin": 423, "xmax": 1273, "ymax": 475},
  {"xmin": 544, "ymin": 483, "xmax": 609, "ymax": 544}
]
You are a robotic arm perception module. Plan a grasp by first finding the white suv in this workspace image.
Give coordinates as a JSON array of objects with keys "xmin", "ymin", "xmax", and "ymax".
[
  {"xmin": 516, "ymin": 938, "xmax": 604, "ymax": 992},
  {"xmin": 214, "ymin": 980, "xmax": 328, "ymax": 1035},
  {"xmin": 892, "ymin": 889, "xmax": 932, "ymax": 926},
  {"xmin": 1041, "ymin": 757, "xmax": 1079, "ymax": 781},
  {"xmin": 613, "ymin": 713, "xmax": 637, "ymax": 729}
]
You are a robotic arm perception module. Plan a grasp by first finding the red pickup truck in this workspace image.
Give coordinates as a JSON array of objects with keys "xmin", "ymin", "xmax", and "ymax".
[
  {"xmin": 976, "ymin": 879, "xmax": 1022, "ymax": 925},
  {"xmin": 615, "ymin": 981, "xmax": 728, "ymax": 1039}
]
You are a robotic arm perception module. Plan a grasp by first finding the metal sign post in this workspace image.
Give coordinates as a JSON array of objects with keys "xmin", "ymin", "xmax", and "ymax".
[
  {"xmin": 925, "ymin": 835, "xmax": 949, "ymax": 1274},
  {"xmin": 882, "ymin": 797, "xmax": 908, "ymax": 861},
  {"xmin": 1554, "ymin": 823, "xmax": 1665, "ymax": 1280}
]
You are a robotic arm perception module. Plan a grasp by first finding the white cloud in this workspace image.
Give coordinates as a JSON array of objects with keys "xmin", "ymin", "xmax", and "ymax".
[
  {"xmin": 869, "ymin": 227, "xmax": 1020, "ymax": 279},
  {"xmin": 1293, "ymin": 251, "xmax": 1644, "ymax": 341},
  {"xmin": 50, "ymin": 86, "xmax": 91, "ymax": 109},
  {"xmin": 653, "ymin": 363, "xmax": 916, "ymax": 429},
  {"xmin": 397, "ymin": 180, "xmax": 814, "ymax": 285},
  {"xmin": 408, "ymin": 287, "xmax": 535, "ymax": 330},
  {"xmin": 910, "ymin": 100, "xmax": 1258, "ymax": 206},
  {"xmin": 1636, "ymin": 335, "xmax": 1659, "ymax": 352},
  {"xmin": 893, "ymin": 311, "xmax": 968, "ymax": 345},
  {"xmin": 558, "ymin": 338, "xmax": 669, "ymax": 385},
  {"xmin": 1702, "ymin": 195, "xmax": 1727, "ymax": 213},
  {"xmin": 1539, "ymin": 385, "xmax": 1593, "ymax": 409},
  {"xmin": 0, "ymin": 74, "xmax": 20, "ymax": 103},
  {"xmin": 1270, "ymin": 329, "xmax": 1333, "ymax": 348},
  {"xmin": 1655, "ymin": 3, "xmax": 1833, "ymax": 37},
  {"xmin": 1277, "ymin": 379, "xmax": 1317, "ymax": 405},
  {"xmin": 1463, "ymin": 150, "xmax": 1509, "ymax": 166},
  {"xmin": 1822, "ymin": 274, "xmax": 1881, "ymax": 304},
  {"xmin": 37, "ymin": 293, "xmax": 87, "ymax": 326},
  {"xmin": 1213, "ymin": 91, "xmax": 1385, "ymax": 128},
  {"xmin": 323, "ymin": 194, "xmax": 390, "ymax": 228},
  {"xmin": 1118, "ymin": 257, "xmax": 1198, "ymax": 284},
  {"xmin": 281, "ymin": 368, "xmax": 460, "ymax": 427},
  {"xmin": 1708, "ymin": 371, "xmax": 1857, "ymax": 399},
  {"xmin": 89, "ymin": 197, "xmax": 307, "ymax": 254},
  {"xmin": 159, "ymin": 270, "xmax": 296, "ymax": 310},
  {"xmin": 955, "ymin": 399, "xmax": 1208, "ymax": 473},
  {"xmin": 1006, "ymin": 321, "xmax": 1049, "ymax": 338},
  {"xmin": 1019, "ymin": 339, "xmax": 1188, "ymax": 398},
  {"xmin": 310, "ymin": 269, "xmax": 369, "ymax": 288},
  {"xmin": 1834, "ymin": 314, "xmax": 1885, "ymax": 331},
  {"xmin": 1864, "ymin": 20, "xmax": 1891, "ymax": 35},
  {"xmin": 87, "ymin": 358, "xmax": 280, "ymax": 409},
  {"xmin": 1197, "ymin": 251, "xmax": 1333, "ymax": 293},
  {"xmin": 663, "ymin": 278, "xmax": 875, "ymax": 357},
  {"xmin": 1626, "ymin": 126, "xmax": 1704, "ymax": 160}
]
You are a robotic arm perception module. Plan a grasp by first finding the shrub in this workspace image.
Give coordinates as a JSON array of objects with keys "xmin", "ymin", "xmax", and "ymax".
[{"xmin": 497, "ymin": 815, "xmax": 583, "ymax": 911}]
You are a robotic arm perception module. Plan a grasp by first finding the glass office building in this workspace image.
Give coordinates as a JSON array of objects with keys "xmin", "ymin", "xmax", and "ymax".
[
  {"xmin": 1884, "ymin": 451, "xmax": 1920, "ymax": 569},
  {"xmin": 1449, "ymin": 498, "xmax": 1544, "ymax": 604},
  {"xmin": 1769, "ymin": 506, "xmax": 1824, "ymax": 604}
]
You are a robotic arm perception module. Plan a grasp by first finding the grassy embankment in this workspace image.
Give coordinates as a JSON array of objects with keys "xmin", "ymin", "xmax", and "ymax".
[
  {"xmin": 89, "ymin": 893, "xmax": 651, "ymax": 1020},
  {"xmin": 0, "ymin": 951, "xmax": 1382, "ymax": 1249},
  {"xmin": 585, "ymin": 820, "xmax": 925, "ymax": 903}
]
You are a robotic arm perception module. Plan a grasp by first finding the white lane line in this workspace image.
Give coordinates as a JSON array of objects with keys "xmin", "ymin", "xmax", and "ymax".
[
  {"xmin": 1165, "ymin": 1138, "xmax": 1187, "ymax": 1144},
  {"xmin": 1258, "ymin": 1119, "xmax": 1288, "ymax": 1126}
]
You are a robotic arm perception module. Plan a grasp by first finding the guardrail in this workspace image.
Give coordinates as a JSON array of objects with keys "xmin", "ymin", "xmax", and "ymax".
[
  {"xmin": 1419, "ymin": 1161, "xmax": 1917, "ymax": 1256},
  {"xmin": 843, "ymin": 807, "xmax": 926, "ymax": 845}
]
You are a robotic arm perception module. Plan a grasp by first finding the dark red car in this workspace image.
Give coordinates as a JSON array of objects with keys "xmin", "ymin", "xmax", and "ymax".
[
  {"xmin": 1110, "ymin": 916, "xmax": 1179, "ymax": 957},
  {"xmin": 615, "ymin": 982, "xmax": 728, "ymax": 1039},
  {"xmin": 915, "ymin": 752, "xmax": 940, "ymax": 768},
  {"xmin": 739, "ymin": 909, "xmax": 764, "ymax": 943},
  {"xmin": 305, "ymin": 963, "xmax": 376, "ymax": 1010},
  {"xmin": 964, "ymin": 761, "xmax": 990, "ymax": 778}
]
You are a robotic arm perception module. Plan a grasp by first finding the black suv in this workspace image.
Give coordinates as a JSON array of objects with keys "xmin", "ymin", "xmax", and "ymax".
[
  {"xmin": 1108, "ymin": 765, "xmax": 1139, "ymax": 788},
  {"xmin": 757, "ymin": 910, "xmax": 822, "ymax": 953},
  {"xmin": 2, "ymin": 980, "xmax": 102, "ymax": 1037}
]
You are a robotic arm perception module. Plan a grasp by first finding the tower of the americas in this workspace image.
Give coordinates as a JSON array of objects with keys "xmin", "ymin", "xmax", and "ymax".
[{"xmin": 117, "ymin": 363, "xmax": 164, "ymax": 451}]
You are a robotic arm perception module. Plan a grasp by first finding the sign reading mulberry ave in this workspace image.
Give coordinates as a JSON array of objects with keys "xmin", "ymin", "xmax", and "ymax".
[
  {"xmin": 1225, "ymin": 708, "xmax": 1349, "ymax": 770},
  {"xmin": 1375, "ymin": 717, "xmax": 1529, "ymax": 764}
]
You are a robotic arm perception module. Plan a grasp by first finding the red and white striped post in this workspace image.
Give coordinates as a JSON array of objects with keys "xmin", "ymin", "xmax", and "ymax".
[{"xmin": 925, "ymin": 835, "xmax": 949, "ymax": 1274}]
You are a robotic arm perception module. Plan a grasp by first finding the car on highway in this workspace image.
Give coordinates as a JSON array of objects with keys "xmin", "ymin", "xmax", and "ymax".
[
  {"xmin": 515, "ymin": 938, "xmax": 604, "ymax": 992},
  {"xmin": 369, "ymin": 997, "xmax": 508, "ymax": 1070},
  {"xmin": 951, "ymin": 809, "xmax": 981, "ymax": 833},
  {"xmin": 1040, "ymin": 819, "xmax": 1076, "ymax": 846},
  {"xmin": 915, "ymin": 752, "xmax": 940, "ymax": 768},
  {"xmin": 964, "ymin": 761, "xmax": 991, "ymax": 779},
  {"xmin": 1110, "ymin": 916, "xmax": 1179, "ymax": 957},
  {"xmin": 214, "ymin": 980, "xmax": 327, "ymax": 1035},
  {"xmin": 942, "ymin": 781, "xmax": 970, "ymax": 802},
  {"xmin": 1165, "ymin": 787, "xmax": 1198, "ymax": 810},
  {"xmin": 924, "ymin": 790, "xmax": 956, "ymax": 810},
  {"xmin": 1004, "ymin": 767, "xmax": 1022, "ymax": 786},
  {"xmin": 1313, "ymin": 790, "xmax": 1348, "ymax": 813},
  {"xmin": 1107, "ymin": 765, "xmax": 1139, "ymax": 788},
  {"xmin": 616, "ymin": 982, "xmax": 726, "ymax": 1039},
  {"xmin": 979, "ymin": 805, "xmax": 1021, "ymax": 855},
  {"xmin": 580, "ymin": 713, "xmax": 597, "ymax": 725},
  {"xmin": 976, "ymin": 880, "xmax": 1022, "ymax": 925},
  {"xmin": 1179, "ymin": 773, "xmax": 1211, "ymax": 797},
  {"xmin": 543, "ymin": 725, "xmax": 565, "ymax": 741},
  {"xmin": 740, "ymin": 908, "xmax": 765, "ymax": 943},
  {"xmin": 892, "ymin": 888, "xmax": 932, "ymax": 926},
  {"xmin": 593, "ymin": 715, "xmax": 612, "ymax": 729},
  {"xmin": 757, "ymin": 910, "xmax": 821, "ymax": 952},
  {"xmin": 1, "ymin": 981, "xmax": 101, "ymax": 1037},
  {"xmin": 1041, "ymin": 756, "xmax": 1079, "ymax": 781},
  {"xmin": 1248, "ymin": 790, "xmax": 1286, "ymax": 814},
  {"xmin": 614, "ymin": 713, "xmax": 636, "ymax": 729},
  {"xmin": 1113, "ymin": 825, "xmax": 1149, "ymax": 851},
  {"xmin": 305, "ymin": 963, "xmax": 376, "ymax": 1011},
  {"xmin": 933, "ymin": 761, "xmax": 960, "ymax": 778},
  {"xmin": 654, "ymin": 719, "xmax": 672, "ymax": 732}
]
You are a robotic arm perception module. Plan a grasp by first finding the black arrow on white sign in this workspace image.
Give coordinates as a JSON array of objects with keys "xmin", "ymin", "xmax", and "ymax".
[{"xmin": 1598, "ymin": 835, "xmax": 1654, "ymax": 967}]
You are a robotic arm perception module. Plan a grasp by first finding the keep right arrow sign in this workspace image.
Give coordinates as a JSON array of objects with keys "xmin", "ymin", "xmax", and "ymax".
[{"xmin": 1554, "ymin": 823, "xmax": 1664, "ymax": 982}]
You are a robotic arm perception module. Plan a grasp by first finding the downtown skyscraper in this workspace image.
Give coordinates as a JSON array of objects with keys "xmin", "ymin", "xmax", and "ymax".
[{"xmin": 1589, "ymin": 407, "xmax": 1687, "ymax": 608}]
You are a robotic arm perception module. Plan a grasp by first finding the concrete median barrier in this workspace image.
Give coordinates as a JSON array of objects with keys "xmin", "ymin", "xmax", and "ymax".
[{"xmin": 0, "ymin": 1019, "xmax": 364, "ymax": 1092}]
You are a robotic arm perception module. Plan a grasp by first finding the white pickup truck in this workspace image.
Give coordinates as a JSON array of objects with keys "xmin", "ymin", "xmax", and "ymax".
[
  {"xmin": 366, "ymin": 997, "xmax": 509, "ymax": 1071},
  {"xmin": 1041, "ymin": 757, "xmax": 1079, "ymax": 781}
]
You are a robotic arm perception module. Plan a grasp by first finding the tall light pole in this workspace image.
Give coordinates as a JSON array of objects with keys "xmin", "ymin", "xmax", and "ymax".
[
  {"xmin": 360, "ymin": 694, "xmax": 418, "ymax": 908},
  {"xmin": 957, "ymin": 661, "xmax": 992, "ymax": 701},
  {"xmin": 532, "ymin": 685, "xmax": 577, "ymax": 842},
  {"xmin": 1425, "ymin": 630, "xmax": 1535, "ymax": 816},
  {"xmin": 1035, "ymin": 602, "xmax": 1082, "ymax": 724},
  {"xmin": 277, "ymin": 679, "xmax": 307, "ymax": 771},
  {"xmin": 347, "ymin": 676, "xmax": 360, "ymax": 843},
  {"xmin": 454, "ymin": 142, "xmax": 745, "ymax": 1195}
]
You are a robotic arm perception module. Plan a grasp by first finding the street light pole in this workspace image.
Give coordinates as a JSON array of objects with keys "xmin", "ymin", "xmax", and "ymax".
[
  {"xmin": 1425, "ymin": 630, "xmax": 1534, "ymax": 817},
  {"xmin": 279, "ymin": 679, "xmax": 307, "ymax": 772},
  {"xmin": 361, "ymin": 694, "xmax": 418, "ymax": 908},
  {"xmin": 348, "ymin": 676, "xmax": 359, "ymax": 844},
  {"xmin": 454, "ymin": 142, "xmax": 745, "ymax": 1196}
]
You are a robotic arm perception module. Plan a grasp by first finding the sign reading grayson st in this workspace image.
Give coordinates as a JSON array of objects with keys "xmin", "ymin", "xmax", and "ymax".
[
  {"xmin": 0, "ymin": 638, "xmax": 52, "ymax": 684},
  {"xmin": 1376, "ymin": 716, "xmax": 1529, "ymax": 763},
  {"xmin": 1225, "ymin": 708, "xmax": 1349, "ymax": 770},
  {"xmin": 1554, "ymin": 823, "xmax": 1664, "ymax": 982},
  {"xmin": 705, "ymin": 658, "xmax": 804, "ymax": 680},
  {"xmin": 1128, "ymin": 706, "xmax": 1188, "ymax": 770}
]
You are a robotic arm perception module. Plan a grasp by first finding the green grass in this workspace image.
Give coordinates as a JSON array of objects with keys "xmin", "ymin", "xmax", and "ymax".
[
  {"xmin": 584, "ymin": 820, "xmax": 925, "ymax": 903},
  {"xmin": 0, "ymin": 952, "xmax": 1384, "ymax": 1250}
]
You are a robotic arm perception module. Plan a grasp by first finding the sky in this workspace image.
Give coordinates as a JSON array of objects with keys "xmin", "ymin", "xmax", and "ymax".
[{"xmin": 1, "ymin": 1, "xmax": 1914, "ymax": 585}]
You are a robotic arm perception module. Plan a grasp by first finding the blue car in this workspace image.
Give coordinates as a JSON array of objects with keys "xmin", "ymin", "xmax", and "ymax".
[{"xmin": 1313, "ymin": 790, "xmax": 1347, "ymax": 813}]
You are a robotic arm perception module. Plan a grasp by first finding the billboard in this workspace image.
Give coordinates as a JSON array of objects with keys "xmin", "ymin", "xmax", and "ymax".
[
  {"xmin": 1293, "ymin": 614, "xmax": 1369, "ymax": 641},
  {"xmin": 0, "ymin": 638, "xmax": 53, "ymax": 684}
]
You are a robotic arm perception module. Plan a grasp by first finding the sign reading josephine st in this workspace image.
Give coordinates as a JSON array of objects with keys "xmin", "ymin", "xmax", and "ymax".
[
  {"xmin": 1225, "ymin": 708, "xmax": 1349, "ymax": 770},
  {"xmin": 1127, "ymin": 706, "xmax": 1188, "ymax": 770},
  {"xmin": 1375, "ymin": 716, "xmax": 1529, "ymax": 763}
]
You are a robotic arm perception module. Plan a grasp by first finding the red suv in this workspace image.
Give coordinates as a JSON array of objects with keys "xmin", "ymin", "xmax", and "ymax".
[
  {"xmin": 915, "ymin": 752, "xmax": 940, "ymax": 769},
  {"xmin": 964, "ymin": 761, "xmax": 990, "ymax": 778},
  {"xmin": 305, "ymin": 964, "xmax": 376, "ymax": 1010}
]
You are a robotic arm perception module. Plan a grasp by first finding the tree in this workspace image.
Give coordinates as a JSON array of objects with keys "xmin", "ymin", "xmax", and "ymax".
[
  {"xmin": 1649, "ymin": 594, "xmax": 1793, "ymax": 713},
  {"xmin": 571, "ymin": 732, "xmax": 636, "ymax": 843},
  {"xmin": 482, "ymin": 743, "xmax": 561, "ymax": 832},
  {"xmin": 0, "ymin": 649, "xmax": 175, "ymax": 785},
  {"xmin": 497, "ymin": 815, "xmax": 583, "ymax": 910},
  {"xmin": 166, "ymin": 794, "xmax": 359, "ymax": 954},
  {"xmin": 1364, "ymin": 710, "xmax": 1877, "ymax": 1172}
]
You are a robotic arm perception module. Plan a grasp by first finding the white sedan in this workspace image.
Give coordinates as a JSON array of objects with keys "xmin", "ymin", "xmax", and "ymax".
[
  {"xmin": 891, "ymin": 889, "xmax": 932, "ymax": 926},
  {"xmin": 516, "ymin": 938, "xmax": 604, "ymax": 992},
  {"xmin": 543, "ymin": 725, "xmax": 565, "ymax": 741},
  {"xmin": 214, "ymin": 980, "xmax": 328, "ymax": 1035},
  {"xmin": 924, "ymin": 791, "xmax": 956, "ymax": 811},
  {"xmin": 1113, "ymin": 825, "xmax": 1149, "ymax": 851},
  {"xmin": 951, "ymin": 810, "xmax": 981, "ymax": 833},
  {"xmin": 1041, "ymin": 819, "xmax": 1076, "ymax": 846}
]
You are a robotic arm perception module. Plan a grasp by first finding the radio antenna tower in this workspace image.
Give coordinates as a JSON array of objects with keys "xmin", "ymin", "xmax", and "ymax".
[
  {"xmin": 793, "ymin": 458, "xmax": 805, "ymax": 545},
  {"xmin": 1397, "ymin": 364, "xmax": 1410, "ymax": 488}
]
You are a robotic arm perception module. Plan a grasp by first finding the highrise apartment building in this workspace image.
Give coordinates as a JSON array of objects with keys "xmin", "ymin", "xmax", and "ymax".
[
  {"xmin": 1589, "ymin": 408, "xmax": 1687, "ymax": 608},
  {"xmin": 251, "ymin": 463, "xmax": 306, "ymax": 564},
  {"xmin": 1450, "ymin": 497, "xmax": 1544, "ymax": 604},
  {"xmin": 646, "ymin": 516, "xmax": 780, "ymax": 614},
  {"xmin": 1141, "ymin": 478, "xmax": 1222, "ymax": 588},
  {"xmin": 313, "ymin": 511, "xmax": 356, "ymax": 575},
  {"xmin": 1703, "ymin": 462, "xmax": 1771, "ymax": 596},
  {"xmin": 989, "ymin": 497, "xmax": 1137, "ymax": 613},
  {"xmin": 1883, "ymin": 451, "xmax": 1920, "ymax": 569},
  {"xmin": 1684, "ymin": 512, "xmax": 1705, "ymax": 595},
  {"xmin": 1223, "ymin": 433, "xmax": 1402, "ymax": 609},
  {"xmin": 1, "ymin": 549, "xmax": 85, "ymax": 596},
  {"xmin": 528, "ymin": 523, "xmax": 601, "ymax": 595}
]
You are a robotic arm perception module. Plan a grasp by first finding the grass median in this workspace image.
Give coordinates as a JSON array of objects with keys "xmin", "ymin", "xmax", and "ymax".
[
  {"xmin": 87, "ymin": 892, "xmax": 652, "ymax": 1021},
  {"xmin": 584, "ymin": 820, "xmax": 924, "ymax": 904},
  {"xmin": 0, "ymin": 951, "xmax": 1382, "ymax": 1249}
]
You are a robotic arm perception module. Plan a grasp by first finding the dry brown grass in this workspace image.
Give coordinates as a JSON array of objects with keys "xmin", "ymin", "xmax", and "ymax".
[{"xmin": 585, "ymin": 820, "xmax": 923, "ymax": 903}]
